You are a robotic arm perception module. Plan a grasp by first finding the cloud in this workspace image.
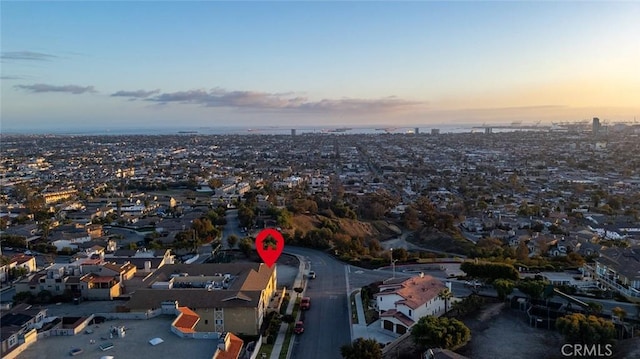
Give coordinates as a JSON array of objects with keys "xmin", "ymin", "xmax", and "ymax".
[
  {"xmin": 111, "ymin": 89, "xmax": 161, "ymax": 98},
  {"xmin": 14, "ymin": 83, "xmax": 97, "ymax": 94},
  {"xmin": 146, "ymin": 88, "xmax": 424, "ymax": 113},
  {"xmin": 462, "ymin": 105, "xmax": 567, "ymax": 112},
  {"xmin": 1, "ymin": 51, "xmax": 57, "ymax": 61},
  {"xmin": 0, "ymin": 76, "xmax": 24, "ymax": 80}
]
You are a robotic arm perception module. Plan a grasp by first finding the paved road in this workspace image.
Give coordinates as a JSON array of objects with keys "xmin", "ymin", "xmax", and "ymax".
[
  {"xmin": 1, "ymin": 287, "xmax": 16, "ymax": 303},
  {"xmin": 285, "ymin": 247, "xmax": 351, "ymax": 359},
  {"xmin": 221, "ymin": 209, "xmax": 244, "ymax": 249}
]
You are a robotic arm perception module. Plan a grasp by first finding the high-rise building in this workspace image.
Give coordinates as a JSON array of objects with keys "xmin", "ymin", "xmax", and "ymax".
[
  {"xmin": 415, "ymin": 127, "xmax": 420, "ymax": 135},
  {"xmin": 592, "ymin": 117, "xmax": 600, "ymax": 136},
  {"xmin": 431, "ymin": 128, "xmax": 440, "ymax": 135},
  {"xmin": 291, "ymin": 129, "xmax": 296, "ymax": 136}
]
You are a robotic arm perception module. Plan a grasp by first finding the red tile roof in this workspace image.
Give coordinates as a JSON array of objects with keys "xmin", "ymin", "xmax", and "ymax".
[
  {"xmin": 376, "ymin": 274, "xmax": 446, "ymax": 310},
  {"xmin": 213, "ymin": 332, "xmax": 244, "ymax": 359},
  {"xmin": 173, "ymin": 306, "xmax": 200, "ymax": 333},
  {"xmin": 380, "ymin": 309, "xmax": 415, "ymax": 327}
]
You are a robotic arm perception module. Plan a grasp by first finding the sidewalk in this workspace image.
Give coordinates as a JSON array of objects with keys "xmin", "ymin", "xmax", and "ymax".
[
  {"xmin": 270, "ymin": 253, "xmax": 307, "ymax": 359},
  {"xmin": 351, "ymin": 290, "xmax": 400, "ymax": 345}
]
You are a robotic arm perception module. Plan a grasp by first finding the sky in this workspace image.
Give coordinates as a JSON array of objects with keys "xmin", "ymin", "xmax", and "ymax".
[{"xmin": 2, "ymin": 1, "xmax": 639, "ymax": 133}]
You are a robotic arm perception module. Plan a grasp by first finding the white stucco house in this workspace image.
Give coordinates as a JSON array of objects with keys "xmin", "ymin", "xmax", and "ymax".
[{"xmin": 375, "ymin": 273, "xmax": 450, "ymax": 334}]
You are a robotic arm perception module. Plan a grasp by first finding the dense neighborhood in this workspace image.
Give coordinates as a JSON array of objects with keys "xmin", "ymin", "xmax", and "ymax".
[{"xmin": 2, "ymin": 124, "xmax": 640, "ymax": 359}]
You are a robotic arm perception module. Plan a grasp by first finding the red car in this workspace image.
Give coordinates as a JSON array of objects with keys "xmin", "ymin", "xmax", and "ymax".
[
  {"xmin": 300, "ymin": 297, "xmax": 311, "ymax": 310},
  {"xmin": 294, "ymin": 321, "xmax": 304, "ymax": 334}
]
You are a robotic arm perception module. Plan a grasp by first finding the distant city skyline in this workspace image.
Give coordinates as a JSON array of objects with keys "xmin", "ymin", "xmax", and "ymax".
[{"xmin": 2, "ymin": 1, "xmax": 639, "ymax": 133}]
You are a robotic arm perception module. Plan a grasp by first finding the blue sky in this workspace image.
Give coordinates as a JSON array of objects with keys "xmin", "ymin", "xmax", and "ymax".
[{"xmin": 2, "ymin": 1, "xmax": 639, "ymax": 132}]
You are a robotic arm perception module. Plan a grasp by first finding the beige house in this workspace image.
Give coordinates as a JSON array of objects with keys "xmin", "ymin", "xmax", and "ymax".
[
  {"xmin": 14, "ymin": 259, "xmax": 133, "ymax": 301},
  {"xmin": 1, "ymin": 255, "xmax": 36, "ymax": 284},
  {"xmin": 126, "ymin": 263, "xmax": 277, "ymax": 336},
  {"xmin": 0, "ymin": 304, "xmax": 46, "ymax": 359}
]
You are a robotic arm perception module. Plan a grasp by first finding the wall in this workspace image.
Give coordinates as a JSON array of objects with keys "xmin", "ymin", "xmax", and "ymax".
[
  {"xmin": 248, "ymin": 336, "xmax": 263, "ymax": 359},
  {"xmin": 224, "ymin": 307, "xmax": 258, "ymax": 336},
  {"xmin": 93, "ymin": 309, "xmax": 160, "ymax": 320}
]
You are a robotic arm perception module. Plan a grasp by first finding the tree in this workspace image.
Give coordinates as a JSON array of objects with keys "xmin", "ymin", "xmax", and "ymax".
[
  {"xmin": 438, "ymin": 288, "xmax": 453, "ymax": 313},
  {"xmin": 556, "ymin": 313, "xmax": 615, "ymax": 345},
  {"xmin": 238, "ymin": 237, "xmax": 253, "ymax": 257},
  {"xmin": 516, "ymin": 279, "xmax": 547, "ymax": 299},
  {"xmin": 38, "ymin": 219, "xmax": 53, "ymax": 239},
  {"xmin": 587, "ymin": 301, "xmax": 603, "ymax": 314},
  {"xmin": 227, "ymin": 234, "xmax": 239, "ymax": 248},
  {"xmin": 391, "ymin": 248, "xmax": 408, "ymax": 262},
  {"xmin": 493, "ymin": 279, "xmax": 515, "ymax": 300},
  {"xmin": 208, "ymin": 178, "xmax": 223, "ymax": 189},
  {"xmin": 460, "ymin": 262, "xmax": 519, "ymax": 282},
  {"xmin": 411, "ymin": 316, "xmax": 470, "ymax": 350},
  {"xmin": 611, "ymin": 307, "xmax": 627, "ymax": 322},
  {"xmin": 402, "ymin": 207, "xmax": 420, "ymax": 230},
  {"xmin": 515, "ymin": 241, "xmax": 529, "ymax": 260},
  {"xmin": 293, "ymin": 287, "xmax": 303, "ymax": 297},
  {"xmin": 340, "ymin": 338, "xmax": 382, "ymax": 359}
]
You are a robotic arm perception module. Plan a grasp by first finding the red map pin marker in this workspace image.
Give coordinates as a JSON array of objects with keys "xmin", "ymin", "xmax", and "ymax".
[{"xmin": 255, "ymin": 228, "xmax": 285, "ymax": 268}]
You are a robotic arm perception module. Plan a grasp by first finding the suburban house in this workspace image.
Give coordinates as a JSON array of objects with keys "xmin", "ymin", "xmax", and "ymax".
[
  {"xmin": 103, "ymin": 248, "xmax": 174, "ymax": 275},
  {"xmin": 14, "ymin": 258, "xmax": 135, "ymax": 300},
  {"xmin": 583, "ymin": 245, "xmax": 640, "ymax": 300},
  {"xmin": 0, "ymin": 304, "xmax": 47, "ymax": 359},
  {"xmin": 126, "ymin": 263, "xmax": 277, "ymax": 336},
  {"xmin": 1, "ymin": 255, "xmax": 36, "ymax": 284},
  {"xmin": 375, "ymin": 273, "xmax": 449, "ymax": 334}
]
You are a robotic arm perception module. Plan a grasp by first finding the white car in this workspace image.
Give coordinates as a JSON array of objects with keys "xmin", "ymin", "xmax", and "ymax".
[{"xmin": 308, "ymin": 271, "xmax": 316, "ymax": 279}]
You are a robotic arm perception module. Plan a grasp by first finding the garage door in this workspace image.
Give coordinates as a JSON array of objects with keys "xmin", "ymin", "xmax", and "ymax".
[
  {"xmin": 396, "ymin": 324, "xmax": 407, "ymax": 335},
  {"xmin": 383, "ymin": 320, "xmax": 394, "ymax": 331}
]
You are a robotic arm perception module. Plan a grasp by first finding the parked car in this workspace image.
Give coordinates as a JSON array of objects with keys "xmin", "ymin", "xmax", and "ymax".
[
  {"xmin": 308, "ymin": 271, "xmax": 316, "ymax": 279},
  {"xmin": 294, "ymin": 321, "xmax": 304, "ymax": 334},
  {"xmin": 300, "ymin": 297, "xmax": 311, "ymax": 310}
]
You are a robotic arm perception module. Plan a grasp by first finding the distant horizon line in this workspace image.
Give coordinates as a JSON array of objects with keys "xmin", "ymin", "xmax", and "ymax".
[
  {"xmin": 2, "ymin": 120, "xmax": 604, "ymax": 135},
  {"xmin": 1, "ymin": 123, "xmax": 550, "ymax": 136}
]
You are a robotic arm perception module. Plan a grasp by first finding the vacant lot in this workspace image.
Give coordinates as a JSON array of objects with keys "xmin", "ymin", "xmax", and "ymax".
[
  {"xmin": 459, "ymin": 303, "xmax": 565, "ymax": 359},
  {"xmin": 20, "ymin": 316, "xmax": 217, "ymax": 359}
]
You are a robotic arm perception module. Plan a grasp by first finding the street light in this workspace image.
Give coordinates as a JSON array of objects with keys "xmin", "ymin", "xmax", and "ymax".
[{"xmin": 390, "ymin": 248, "xmax": 398, "ymax": 279}]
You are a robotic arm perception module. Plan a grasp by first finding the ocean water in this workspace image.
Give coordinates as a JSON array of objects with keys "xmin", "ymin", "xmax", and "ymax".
[{"xmin": 2, "ymin": 124, "xmax": 546, "ymax": 136}]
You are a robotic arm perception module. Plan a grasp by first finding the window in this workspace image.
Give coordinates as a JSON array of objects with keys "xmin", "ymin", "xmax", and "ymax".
[
  {"xmin": 215, "ymin": 319, "xmax": 223, "ymax": 325},
  {"xmin": 408, "ymin": 310, "xmax": 412, "ymax": 316},
  {"xmin": 204, "ymin": 320, "xmax": 208, "ymax": 325},
  {"xmin": 8, "ymin": 336, "xmax": 17, "ymax": 347}
]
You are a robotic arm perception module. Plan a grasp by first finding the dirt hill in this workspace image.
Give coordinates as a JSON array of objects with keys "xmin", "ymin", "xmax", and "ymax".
[{"xmin": 288, "ymin": 214, "xmax": 399, "ymax": 241}]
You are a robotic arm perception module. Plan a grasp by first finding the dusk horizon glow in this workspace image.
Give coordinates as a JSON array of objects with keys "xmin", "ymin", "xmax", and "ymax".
[{"xmin": 2, "ymin": 1, "xmax": 639, "ymax": 133}]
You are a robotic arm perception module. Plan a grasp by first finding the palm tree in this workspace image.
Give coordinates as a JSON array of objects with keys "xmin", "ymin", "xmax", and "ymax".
[{"xmin": 438, "ymin": 288, "xmax": 453, "ymax": 314}]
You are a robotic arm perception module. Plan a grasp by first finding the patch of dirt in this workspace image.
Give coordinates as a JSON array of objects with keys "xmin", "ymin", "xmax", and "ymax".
[
  {"xmin": 290, "ymin": 214, "xmax": 397, "ymax": 241},
  {"xmin": 459, "ymin": 304, "xmax": 565, "ymax": 359},
  {"xmin": 409, "ymin": 230, "xmax": 474, "ymax": 255},
  {"xmin": 291, "ymin": 214, "xmax": 321, "ymax": 233},
  {"xmin": 614, "ymin": 337, "xmax": 640, "ymax": 359}
]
